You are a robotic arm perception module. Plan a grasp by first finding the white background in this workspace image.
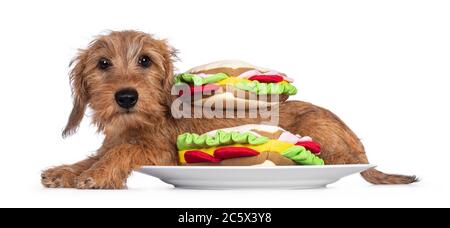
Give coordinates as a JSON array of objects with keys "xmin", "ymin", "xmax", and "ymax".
[{"xmin": 0, "ymin": 0, "xmax": 449, "ymax": 208}]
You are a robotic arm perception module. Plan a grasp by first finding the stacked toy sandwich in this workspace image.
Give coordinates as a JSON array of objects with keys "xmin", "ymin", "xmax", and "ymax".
[
  {"xmin": 177, "ymin": 125, "xmax": 324, "ymax": 166},
  {"xmin": 175, "ymin": 60, "xmax": 298, "ymax": 108}
]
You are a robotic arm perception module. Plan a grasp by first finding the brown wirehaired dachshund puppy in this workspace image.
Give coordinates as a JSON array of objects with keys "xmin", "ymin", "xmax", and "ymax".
[{"xmin": 41, "ymin": 31, "xmax": 417, "ymax": 189}]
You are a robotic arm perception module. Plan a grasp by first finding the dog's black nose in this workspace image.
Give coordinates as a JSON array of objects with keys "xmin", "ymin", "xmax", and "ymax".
[{"xmin": 115, "ymin": 88, "xmax": 138, "ymax": 109}]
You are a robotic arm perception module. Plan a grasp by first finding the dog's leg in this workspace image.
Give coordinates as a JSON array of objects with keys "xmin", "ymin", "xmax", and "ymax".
[
  {"xmin": 75, "ymin": 145, "xmax": 141, "ymax": 189},
  {"xmin": 41, "ymin": 156, "xmax": 99, "ymax": 188},
  {"xmin": 281, "ymin": 102, "xmax": 417, "ymax": 184},
  {"xmin": 283, "ymin": 108, "xmax": 367, "ymax": 165}
]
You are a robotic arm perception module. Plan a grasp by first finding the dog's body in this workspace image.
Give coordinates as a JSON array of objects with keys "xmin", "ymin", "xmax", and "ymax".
[{"xmin": 42, "ymin": 31, "xmax": 416, "ymax": 189}]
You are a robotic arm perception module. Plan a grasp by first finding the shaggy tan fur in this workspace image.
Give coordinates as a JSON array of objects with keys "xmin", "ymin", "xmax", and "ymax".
[{"xmin": 41, "ymin": 31, "xmax": 417, "ymax": 189}]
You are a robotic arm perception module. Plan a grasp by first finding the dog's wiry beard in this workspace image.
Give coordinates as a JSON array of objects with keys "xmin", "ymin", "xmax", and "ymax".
[{"xmin": 92, "ymin": 101, "xmax": 166, "ymax": 136}]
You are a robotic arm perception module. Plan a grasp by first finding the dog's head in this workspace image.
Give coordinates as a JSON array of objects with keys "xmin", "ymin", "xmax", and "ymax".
[{"xmin": 63, "ymin": 31, "xmax": 176, "ymax": 137}]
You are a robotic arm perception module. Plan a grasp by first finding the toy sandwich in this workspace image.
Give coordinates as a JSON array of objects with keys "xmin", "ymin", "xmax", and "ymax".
[
  {"xmin": 175, "ymin": 60, "xmax": 298, "ymax": 108},
  {"xmin": 177, "ymin": 125, "xmax": 325, "ymax": 166}
]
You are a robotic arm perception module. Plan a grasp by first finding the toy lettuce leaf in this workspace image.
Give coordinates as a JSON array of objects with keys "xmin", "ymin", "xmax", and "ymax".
[
  {"xmin": 175, "ymin": 73, "xmax": 229, "ymax": 86},
  {"xmin": 177, "ymin": 130, "xmax": 269, "ymax": 151},
  {"xmin": 282, "ymin": 146, "xmax": 325, "ymax": 165},
  {"xmin": 235, "ymin": 81, "xmax": 298, "ymax": 95}
]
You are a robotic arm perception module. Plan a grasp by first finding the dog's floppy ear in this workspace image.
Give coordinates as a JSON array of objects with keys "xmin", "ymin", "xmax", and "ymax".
[
  {"xmin": 160, "ymin": 41, "xmax": 178, "ymax": 97},
  {"xmin": 62, "ymin": 50, "xmax": 89, "ymax": 138},
  {"xmin": 162, "ymin": 46, "xmax": 177, "ymax": 88}
]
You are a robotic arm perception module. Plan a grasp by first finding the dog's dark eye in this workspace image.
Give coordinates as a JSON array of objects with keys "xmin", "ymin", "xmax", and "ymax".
[
  {"xmin": 138, "ymin": 55, "xmax": 152, "ymax": 68},
  {"xmin": 98, "ymin": 58, "xmax": 112, "ymax": 70}
]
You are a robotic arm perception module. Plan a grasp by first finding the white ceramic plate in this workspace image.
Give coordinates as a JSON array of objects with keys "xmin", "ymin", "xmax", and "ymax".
[{"xmin": 138, "ymin": 165, "xmax": 375, "ymax": 190}]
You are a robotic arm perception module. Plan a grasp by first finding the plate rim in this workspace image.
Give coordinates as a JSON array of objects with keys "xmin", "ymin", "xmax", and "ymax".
[
  {"xmin": 137, "ymin": 164, "xmax": 376, "ymax": 189},
  {"xmin": 139, "ymin": 164, "xmax": 376, "ymax": 171}
]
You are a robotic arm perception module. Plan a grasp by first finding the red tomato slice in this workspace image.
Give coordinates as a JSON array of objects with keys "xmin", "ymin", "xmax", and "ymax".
[
  {"xmin": 214, "ymin": 147, "xmax": 260, "ymax": 160},
  {"xmin": 178, "ymin": 84, "xmax": 221, "ymax": 96},
  {"xmin": 295, "ymin": 141, "xmax": 321, "ymax": 154},
  {"xmin": 248, "ymin": 75, "xmax": 284, "ymax": 83},
  {"xmin": 184, "ymin": 150, "xmax": 222, "ymax": 163},
  {"xmin": 190, "ymin": 84, "xmax": 220, "ymax": 94}
]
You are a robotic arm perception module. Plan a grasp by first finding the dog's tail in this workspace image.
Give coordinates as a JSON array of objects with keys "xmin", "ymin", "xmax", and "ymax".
[
  {"xmin": 360, "ymin": 168, "xmax": 418, "ymax": 185},
  {"xmin": 357, "ymin": 153, "xmax": 418, "ymax": 185}
]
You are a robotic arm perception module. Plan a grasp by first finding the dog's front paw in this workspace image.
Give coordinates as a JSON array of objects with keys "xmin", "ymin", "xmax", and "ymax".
[
  {"xmin": 75, "ymin": 170, "xmax": 127, "ymax": 190},
  {"xmin": 41, "ymin": 167, "xmax": 77, "ymax": 188}
]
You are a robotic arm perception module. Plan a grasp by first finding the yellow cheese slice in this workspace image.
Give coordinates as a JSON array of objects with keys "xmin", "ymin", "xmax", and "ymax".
[
  {"xmin": 178, "ymin": 140, "xmax": 295, "ymax": 164},
  {"xmin": 216, "ymin": 77, "xmax": 252, "ymax": 86}
]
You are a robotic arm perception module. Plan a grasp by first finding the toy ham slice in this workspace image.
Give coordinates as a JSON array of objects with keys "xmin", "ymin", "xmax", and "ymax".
[{"xmin": 177, "ymin": 124, "xmax": 325, "ymax": 166}]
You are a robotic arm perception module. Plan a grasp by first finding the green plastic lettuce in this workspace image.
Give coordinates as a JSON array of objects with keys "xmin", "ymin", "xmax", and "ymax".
[
  {"xmin": 177, "ymin": 130, "xmax": 269, "ymax": 151},
  {"xmin": 175, "ymin": 73, "xmax": 229, "ymax": 86},
  {"xmin": 235, "ymin": 81, "xmax": 298, "ymax": 95},
  {"xmin": 282, "ymin": 146, "xmax": 325, "ymax": 165}
]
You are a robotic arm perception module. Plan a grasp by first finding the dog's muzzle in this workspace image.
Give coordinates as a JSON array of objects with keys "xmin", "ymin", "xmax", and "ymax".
[{"xmin": 115, "ymin": 88, "xmax": 138, "ymax": 109}]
